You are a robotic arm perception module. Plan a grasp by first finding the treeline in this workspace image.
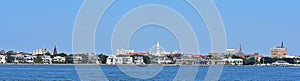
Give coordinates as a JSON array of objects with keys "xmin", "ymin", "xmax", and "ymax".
[
  {"xmin": 2, "ymin": 50, "xmax": 110, "ymax": 64},
  {"xmin": 231, "ymin": 55, "xmax": 300, "ymax": 65}
]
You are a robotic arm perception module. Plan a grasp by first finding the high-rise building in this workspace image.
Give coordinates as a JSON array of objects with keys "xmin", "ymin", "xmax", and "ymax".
[
  {"xmin": 270, "ymin": 41, "xmax": 288, "ymax": 58},
  {"xmin": 53, "ymin": 45, "xmax": 57, "ymax": 55}
]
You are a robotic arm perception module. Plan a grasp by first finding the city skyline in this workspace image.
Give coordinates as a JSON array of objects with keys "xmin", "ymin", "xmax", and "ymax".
[
  {"xmin": 1, "ymin": 0, "xmax": 300, "ymax": 56},
  {"xmin": 0, "ymin": 41, "xmax": 294, "ymax": 56}
]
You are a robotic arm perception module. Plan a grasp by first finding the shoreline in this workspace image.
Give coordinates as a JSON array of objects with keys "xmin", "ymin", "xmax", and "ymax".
[{"xmin": 0, "ymin": 64, "xmax": 299, "ymax": 67}]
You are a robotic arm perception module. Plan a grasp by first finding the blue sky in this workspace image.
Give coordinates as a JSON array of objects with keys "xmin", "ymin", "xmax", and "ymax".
[{"xmin": 0, "ymin": 0, "xmax": 299, "ymax": 56}]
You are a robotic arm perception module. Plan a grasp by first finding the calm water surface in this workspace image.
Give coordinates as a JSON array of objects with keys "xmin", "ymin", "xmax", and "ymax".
[{"xmin": 0, "ymin": 65, "xmax": 299, "ymax": 81}]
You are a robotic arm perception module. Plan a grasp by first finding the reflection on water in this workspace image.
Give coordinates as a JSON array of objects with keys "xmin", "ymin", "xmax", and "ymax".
[{"xmin": 0, "ymin": 65, "xmax": 299, "ymax": 80}]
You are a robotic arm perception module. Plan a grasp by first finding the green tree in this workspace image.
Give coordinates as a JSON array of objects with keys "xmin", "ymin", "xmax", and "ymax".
[
  {"xmin": 5, "ymin": 50, "xmax": 15, "ymax": 63},
  {"xmin": 272, "ymin": 57, "xmax": 279, "ymax": 63},
  {"xmin": 243, "ymin": 57, "xmax": 256, "ymax": 65},
  {"xmin": 45, "ymin": 52, "xmax": 51, "ymax": 55},
  {"xmin": 98, "ymin": 54, "xmax": 108, "ymax": 64},
  {"xmin": 54, "ymin": 53, "xmax": 67, "ymax": 57},
  {"xmin": 261, "ymin": 57, "xmax": 273, "ymax": 64},
  {"xmin": 232, "ymin": 55, "xmax": 241, "ymax": 59},
  {"xmin": 143, "ymin": 56, "xmax": 151, "ymax": 64},
  {"xmin": 280, "ymin": 58, "xmax": 297, "ymax": 64},
  {"xmin": 34, "ymin": 56, "xmax": 43, "ymax": 64},
  {"xmin": 66, "ymin": 54, "xmax": 74, "ymax": 64},
  {"xmin": 166, "ymin": 55, "xmax": 175, "ymax": 64}
]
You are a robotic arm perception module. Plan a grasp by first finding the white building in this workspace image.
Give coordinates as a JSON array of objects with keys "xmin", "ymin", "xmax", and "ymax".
[
  {"xmin": 14, "ymin": 54, "xmax": 25, "ymax": 63},
  {"xmin": 33, "ymin": 48, "xmax": 51, "ymax": 55},
  {"xmin": 42, "ymin": 55, "xmax": 52, "ymax": 64},
  {"xmin": 72, "ymin": 55, "xmax": 83, "ymax": 64},
  {"xmin": 133, "ymin": 56, "xmax": 145, "ymax": 65},
  {"xmin": 0, "ymin": 55, "xmax": 6, "ymax": 64},
  {"xmin": 53, "ymin": 56, "xmax": 66, "ymax": 63},
  {"xmin": 106, "ymin": 55, "xmax": 133, "ymax": 65},
  {"xmin": 151, "ymin": 56, "xmax": 172, "ymax": 64},
  {"xmin": 272, "ymin": 60, "xmax": 290, "ymax": 66},
  {"xmin": 25, "ymin": 55, "xmax": 34, "ymax": 63},
  {"xmin": 223, "ymin": 59, "xmax": 243, "ymax": 65}
]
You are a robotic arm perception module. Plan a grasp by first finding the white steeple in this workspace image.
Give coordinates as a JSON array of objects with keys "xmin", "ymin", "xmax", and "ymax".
[{"xmin": 156, "ymin": 42, "xmax": 161, "ymax": 56}]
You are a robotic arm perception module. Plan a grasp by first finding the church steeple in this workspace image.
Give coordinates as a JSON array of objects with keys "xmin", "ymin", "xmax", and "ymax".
[
  {"xmin": 240, "ymin": 44, "xmax": 242, "ymax": 52},
  {"xmin": 281, "ymin": 41, "xmax": 284, "ymax": 48},
  {"xmin": 53, "ymin": 45, "xmax": 57, "ymax": 55}
]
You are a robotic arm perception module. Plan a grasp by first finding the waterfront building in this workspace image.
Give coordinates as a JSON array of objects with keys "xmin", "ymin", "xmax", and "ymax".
[
  {"xmin": 0, "ymin": 55, "xmax": 6, "ymax": 64},
  {"xmin": 13, "ymin": 53, "xmax": 34, "ymax": 63},
  {"xmin": 24, "ymin": 55, "xmax": 34, "ymax": 63},
  {"xmin": 133, "ymin": 56, "xmax": 145, "ymax": 65},
  {"xmin": 70, "ymin": 53, "xmax": 99, "ymax": 64},
  {"xmin": 272, "ymin": 60, "xmax": 290, "ymax": 66},
  {"xmin": 175, "ymin": 54, "xmax": 228, "ymax": 65},
  {"xmin": 41, "ymin": 55, "xmax": 52, "ymax": 64},
  {"xmin": 87, "ymin": 53, "xmax": 100, "ymax": 64},
  {"xmin": 13, "ymin": 54, "xmax": 25, "ymax": 63},
  {"xmin": 33, "ymin": 48, "xmax": 51, "ymax": 55},
  {"xmin": 151, "ymin": 55, "xmax": 172, "ymax": 64},
  {"xmin": 205, "ymin": 60, "xmax": 226, "ymax": 65},
  {"xmin": 223, "ymin": 58, "xmax": 243, "ymax": 65},
  {"xmin": 106, "ymin": 55, "xmax": 133, "ymax": 65},
  {"xmin": 72, "ymin": 55, "xmax": 83, "ymax": 64},
  {"xmin": 53, "ymin": 56, "xmax": 66, "ymax": 63},
  {"xmin": 175, "ymin": 54, "xmax": 195, "ymax": 65},
  {"xmin": 270, "ymin": 41, "xmax": 288, "ymax": 58}
]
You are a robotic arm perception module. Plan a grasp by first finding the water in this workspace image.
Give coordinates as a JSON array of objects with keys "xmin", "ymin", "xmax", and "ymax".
[{"xmin": 0, "ymin": 65, "xmax": 299, "ymax": 81}]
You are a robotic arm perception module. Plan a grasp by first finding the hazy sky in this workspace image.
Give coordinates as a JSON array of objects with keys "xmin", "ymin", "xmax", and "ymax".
[{"xmin": 0, "ymin": 0, "xmax": 300, "ymax": 56}]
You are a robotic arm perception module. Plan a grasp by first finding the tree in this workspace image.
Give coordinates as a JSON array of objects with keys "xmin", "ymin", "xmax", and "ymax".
[
  {"xmin": 166, "ymin": 55, "xmax": 175, "ymax": 64},
  {"xmin": 34, "ymin": 56, "xmax": 43, "ymax": 64},
  {"xmin": 98, "ymin": 54, "xmax": 108, "ymax": 64},
  {"xmin": 143, "ymin": 56, "xmax": 151, "ymax": 64},
  {"xmin": 45, "ymin": 52, "xmax": 51, "ymax": 55},
  {"xmin": 232, "ymin": 55, "xmax": 241, "ymax": 59},
  {"xmin": 66, "ymin": 54, "xmax": 74, "ymax": 64},
  {"xmin": 280, "ymin": 58, "xmax": 297, "ymax": 64},
  {"xmin": 272, "ymin": 57, "xmax": 279, "ymax": 63},
  {"xmin": 243, "ymin": 57, "xmax": 256, "ymax": 65},
  {"xmin": 54, "ymin": 53, "xmax": 67, "ymax": 57},
  {"xmin": 5, "ymin": 50, "xmax": 15, "ymax": 63},
  {"xmin": 261, "ymin": 57, "xmax": 273, "ymax": 64}
]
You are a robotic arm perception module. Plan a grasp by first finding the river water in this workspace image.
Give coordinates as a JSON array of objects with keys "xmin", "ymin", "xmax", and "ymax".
[{"xmin": 0, "ymin": 65, "xmax": 299, "ymax": 81}]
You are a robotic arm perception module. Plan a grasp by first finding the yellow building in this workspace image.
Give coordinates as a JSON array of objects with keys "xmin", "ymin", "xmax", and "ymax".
[{"xmin": 270, "ymin": 41, "xmax": 288, "ymax": 58}]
